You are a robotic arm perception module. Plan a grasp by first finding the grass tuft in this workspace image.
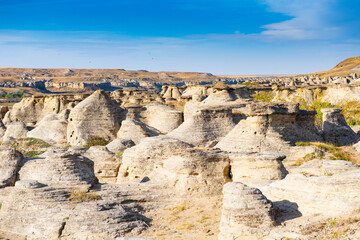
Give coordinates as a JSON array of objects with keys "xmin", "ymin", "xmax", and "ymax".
[
  {"xmin": 68, "ymin": 189, "xmax": 102, "ymax": 202},
  {"xmin": 84, "ymin": 136, "xmax": 109, "ymax": 148}
]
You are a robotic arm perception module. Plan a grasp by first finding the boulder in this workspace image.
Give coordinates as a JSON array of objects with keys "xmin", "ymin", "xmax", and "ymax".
[
  {"xmin": 67, "ymin": 90, "xmax": 123, "ymax": 146},
  {"xmin": 117, "ymin": 120, "xmax": 159, "ymax": 144},
  {"xmin": 141, "ymin": 104, "xmax": 183, "ymax": 134},
  {"xmin": 218, "ymin": 182, "xmax": 276, "ymax": 240},
  {"xmin": 2, "ymin": 122, "xmax": 28, "ymax": 142},
  {"xmin": 18, "ymin": 152, "xmax": 97, "ymax": 187},
  {"xmin": 321, "ymin": 108, "xmax": 359, "ymax": 146},
  {"xmin": 106, "ymin": 138, "xmax": 135, "ymax": 153},
  {"xmin": 27, "ymin": 112, "xmax": 68, "ymax": 143},
  {"xmin": 0, "ymin": 147, "xmax": 23, "ymax": 188},
  {"xmin": 117, "ymin": 136, "xmax": 193, "ymax": 183}
]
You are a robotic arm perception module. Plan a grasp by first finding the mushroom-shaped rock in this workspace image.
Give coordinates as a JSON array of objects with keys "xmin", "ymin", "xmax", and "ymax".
[
  {"xmin": 167, "ymin": 107, "xmax": 236, "ymax": 146},
  {"xmin": 229, "ymin": 152, "xmax": 287, "ymax": 183}
]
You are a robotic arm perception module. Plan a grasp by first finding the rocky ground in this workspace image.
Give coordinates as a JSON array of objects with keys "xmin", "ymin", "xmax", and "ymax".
[{"xmin": 0, "ymin": 76, "xmax": 360, "ymax": 239}]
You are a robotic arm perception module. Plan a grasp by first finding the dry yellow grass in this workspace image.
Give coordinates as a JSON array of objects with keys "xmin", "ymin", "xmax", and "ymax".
[{"xmin": 307, "ymin": 56, "xmax": 360, "ymax": 78}]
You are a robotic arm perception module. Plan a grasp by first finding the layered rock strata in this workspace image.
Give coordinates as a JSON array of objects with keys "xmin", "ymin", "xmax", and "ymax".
[{"xmin": 218, "ymin": 182, "xmax": 276, "ymax": 240}]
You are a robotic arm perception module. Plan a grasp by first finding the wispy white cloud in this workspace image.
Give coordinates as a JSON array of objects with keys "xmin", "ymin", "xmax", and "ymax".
[{"xmin": 260, "ymin": 0, "xmax": 344, "ymax": 40}]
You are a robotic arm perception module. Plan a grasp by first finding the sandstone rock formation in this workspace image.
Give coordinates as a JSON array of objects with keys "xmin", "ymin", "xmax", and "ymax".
[
  {"xmin": 106, "ymin": 138, "xmax": 135, "ymax": 153},
  {"xmin": 19, "ymin": 151, "xmax": 97, "ymax": 187},
  {"xmin": 215, "ymin": 103, "xmax": 322, "ymax": 160},
  {"xmin": 0, "ymin": 119, "xmax": 6, "ymax": 137},
  {"xmin": 140, "ymin": 104, "xmax": 183, "ymax": 134},
  {"xmin": 0, "ymin": 148, "xmax": 23, "ymax": 188},
  {"xmin": 291, "ymin": 159, "xmax": 359, "ymax": 176},
  {"xmin": 27, "ymin": 112, "xmax": 68, "ymax": 143},
  {"xmin": 321, "ymin": 108, "xmax": 359, "ymax": 146},
  {"xmin": 218, "ymin": 182, "xmax": 276, "ymax": 240},
  {"xmin": 229, "ymin": 152, "xmax": 287, "ymax": 184},
  {"xmin": 117, "ymin": 120, "xmax": 159, "ymax": 145},
  {"xmin": 3, "ymin": 94, "xmax": 85, "ymax": 126},
  {"xmin": 67, "ymin": 90, "xmax": 123, "ymax": 146},
  {"xmin": 84, "ymin": 146, "xmax": 121, "ymax": 183},
  {"xmin": 267, "ymin": 170, "xmax": 360, "ymax": 215},
  {"xmin": 149, "ymin": 148, "xmax": 230, "ymax": 196},
  {"xmin": 167, "ymin": 107, "xmax": 237, "ymax": 146},
  {"xmin": 117, "ymin": 136, "xmax": 193, "ymax": 183},
  {"xmin": 2, "ymin": 121, "xmax": 28, "ymax": 142}
]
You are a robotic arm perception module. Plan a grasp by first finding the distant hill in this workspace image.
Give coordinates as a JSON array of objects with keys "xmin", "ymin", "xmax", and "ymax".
[
  {"xmin": 309, "ymin": 56, "xmax": 360, "ymax": 77},
  {"xmin": 0, "ymin": 68, "xmax": 216, "ymax": 83}
]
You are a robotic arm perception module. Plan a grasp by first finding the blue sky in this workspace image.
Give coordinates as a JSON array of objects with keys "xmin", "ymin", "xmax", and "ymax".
[{"xmin": 0, "ymin": 0, "xmax": 359, "ymax": 74}]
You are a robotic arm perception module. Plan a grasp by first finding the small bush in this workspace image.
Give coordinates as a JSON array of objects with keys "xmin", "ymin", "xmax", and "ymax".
[
  {"xmin": 84, "ymin": 136, "xmax": 109, "ymax": 148},
  {"xmin": 68, "ymin": 189, "xmax": 102, "ymax": 202},
  {"xmin": 254, "ymin": 91, "xmax": 273, "ymax": 102},
  {"xmin": 23, "ymin": 150, "xmax": 44, "ymax": 158},
  {"xmin": 24, "ymin": 137, "xmax": 51, "ymax": 148}
]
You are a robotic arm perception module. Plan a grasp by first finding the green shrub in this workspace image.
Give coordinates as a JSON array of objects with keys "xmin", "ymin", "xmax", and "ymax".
[
  {"xmin": 0, "ymin": 89, "xmax": 25, "ymax": 99},
  {"xmin": 84, "ymin": 136, "xmax": 109, "ymax": 148},
  {"xmin": 254, "ymin": 91, "xmax": 273, "ymax": 102},
  {"xmin": 24, "ymin": 137, "xmax": 51, "ymax": 148},
  {"xmin": 23, "ymin": 150, "xmax": 44, "ymax": 158}
]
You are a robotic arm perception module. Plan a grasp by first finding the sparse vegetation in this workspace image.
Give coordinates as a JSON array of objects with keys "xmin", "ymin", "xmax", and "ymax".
[
  {"xmin": 24, "ymin": 137, "xmax": 51, "ymax": 148},
  {"xmin": 253, "ymin": 91, "xmax": 273, "ymax": 102},
  {"xmin": 301, "ymin": 217, "xmax": 359, "ymax": 239},
  {"xmin": 7, "ymin": 138, "xmax": 52, "ymax": 158},
  {"xmin": 175, "ymin": 222, "xmax": 192, "ymax": 230},
  {"xmin": 0, "ymin": 89, "xmax": 25, "ymax": 99},
  {"xmin": 84, "ymin": 136, "xmax": 109, "ymax": 148},
  {"xmin": 293, "ymin": 89, "xmax": 360, "ymax": 127},
  {"xmin": 292, "ymin": 142, "xmax": 355, "ymax": 166},
  {"xmin": 238, "ymin": 82, "xmax": 259, "ymax": 86},
  {"xmin": 23, "ymin": 150, "xmax": 44, "ymax": 158},
  {"xmin": 68, "ymin": 189, "xmax": 102, "ymax": 202}
]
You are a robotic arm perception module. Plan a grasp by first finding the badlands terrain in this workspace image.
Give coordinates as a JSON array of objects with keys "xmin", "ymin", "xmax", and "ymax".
[{"xmin": 0, "ymin": 57, "xmax": 360, "ymax": 239}]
